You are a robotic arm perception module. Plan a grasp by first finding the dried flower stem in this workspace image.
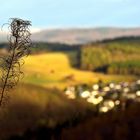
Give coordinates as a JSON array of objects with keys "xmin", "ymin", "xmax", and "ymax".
[{"xmin": 0, "ymin": 18, "xmax": 32, "ymax": 106}]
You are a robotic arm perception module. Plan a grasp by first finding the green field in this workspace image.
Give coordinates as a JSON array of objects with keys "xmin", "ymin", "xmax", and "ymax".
[{"xmin": 22, "ymin": 52, "xmax": 136, "ymax": 89}]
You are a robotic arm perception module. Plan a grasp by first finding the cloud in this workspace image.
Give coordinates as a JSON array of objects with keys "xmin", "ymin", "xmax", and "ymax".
[{"xmin": 30, "ymin": 27, "xmax": 42, "ymax": 33}]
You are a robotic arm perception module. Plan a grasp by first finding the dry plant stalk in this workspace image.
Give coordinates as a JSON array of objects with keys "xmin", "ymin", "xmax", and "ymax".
[{"xmin": 0, "ymin": 18, "xmax": 32, "ymax": 106}]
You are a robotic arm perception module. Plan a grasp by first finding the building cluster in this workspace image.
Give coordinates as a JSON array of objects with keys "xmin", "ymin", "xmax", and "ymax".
[{"xmin": 64, "ymin": 80, "xmax": 140, "ymax": 113}]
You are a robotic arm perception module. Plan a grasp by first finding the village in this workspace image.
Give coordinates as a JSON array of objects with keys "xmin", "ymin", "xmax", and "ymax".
[{"xmin": 64, "ymin": 80, "xmax": 140, "ymax": 113}]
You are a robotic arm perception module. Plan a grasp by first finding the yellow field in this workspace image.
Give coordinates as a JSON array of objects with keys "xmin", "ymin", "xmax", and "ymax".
[{"xmin": 22, "ymin": 52, "xmax": 136, "ymax": 90}]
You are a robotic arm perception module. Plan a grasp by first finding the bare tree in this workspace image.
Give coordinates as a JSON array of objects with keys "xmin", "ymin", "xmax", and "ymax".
[{"xmin": 0, "ymin": 18, "xmax": 32, "ymax": 106}]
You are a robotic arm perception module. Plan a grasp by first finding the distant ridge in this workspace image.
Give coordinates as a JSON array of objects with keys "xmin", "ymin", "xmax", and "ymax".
[
  {"xmin": 31, "ymin": 28, "xmax": 140, "ymax": 44},
  {"xmin": 1, "ymin": 28, "xmax": 140, "ymax": 44}
]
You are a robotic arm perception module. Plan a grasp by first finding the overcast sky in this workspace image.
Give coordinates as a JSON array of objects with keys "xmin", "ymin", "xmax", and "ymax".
[{"xmin": 0, "ymin": 0, "xmax": 140, "ymax": 30}]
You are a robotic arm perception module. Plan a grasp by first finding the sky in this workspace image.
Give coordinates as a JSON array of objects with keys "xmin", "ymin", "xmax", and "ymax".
[{"xmin": 0, "ymin": 0, "xmax": 140, "ymax": 31}]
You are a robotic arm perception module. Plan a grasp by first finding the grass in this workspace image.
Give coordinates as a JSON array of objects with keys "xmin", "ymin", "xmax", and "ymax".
[
  {"xmin": 22, "ymin": 52, "xmax": 137, "ymax": 89},
  {"xmin": 0, "ymin": 83, "xmax": 95, "ymax": 139}
]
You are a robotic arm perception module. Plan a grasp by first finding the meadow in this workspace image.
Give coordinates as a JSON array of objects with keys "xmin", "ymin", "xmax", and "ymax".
[{"xmin": 22, "ymin": 52, "xmax": 137, "ymax": 90}]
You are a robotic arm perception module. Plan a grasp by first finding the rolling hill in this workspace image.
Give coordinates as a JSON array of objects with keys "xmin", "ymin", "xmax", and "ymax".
[
  {"xmin": 31, "ymin": 27, "xmax": 140, "ymax": 44},
  {"xmin": 22, "ymin": 53, "xmax": 137, "ymax": 89},
  {"xmin": 1, "ymin": 28, "xmax": 140, "ymax": 44}
]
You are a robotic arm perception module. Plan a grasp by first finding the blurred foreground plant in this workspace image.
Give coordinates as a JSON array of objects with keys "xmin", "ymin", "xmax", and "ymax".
[{"xmin": 0, "ymin": 18, "xmax": 32, "ymax": 106}]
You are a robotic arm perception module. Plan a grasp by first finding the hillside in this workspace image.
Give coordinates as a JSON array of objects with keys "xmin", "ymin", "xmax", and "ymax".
[
  {"xmin": 1, "ymin": 28, "xmax": 140, "ymax": 44},
  {"xmin": 31, "ymin": 28, "xmax": 140, "ymax": 44},
  {"xmin": 22, "ymin": 53, "xmax": 136, "ymax": 89},
  {"xmin": 80, "ymin": 39, "xmax": 140, "ymax": 75}
]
